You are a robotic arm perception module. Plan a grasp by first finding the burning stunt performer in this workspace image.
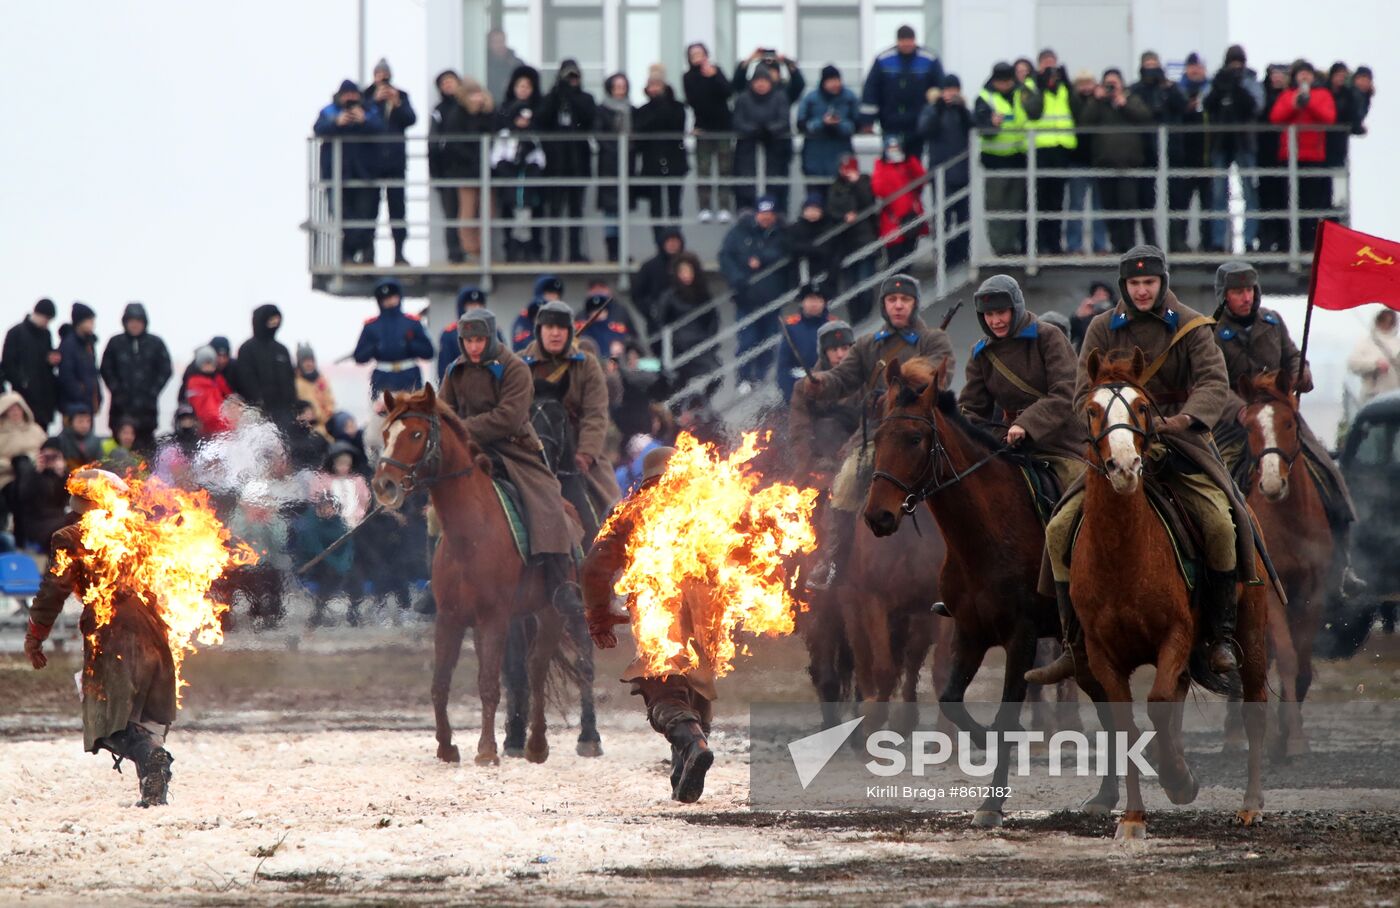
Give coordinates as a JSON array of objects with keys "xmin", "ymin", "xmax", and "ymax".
[
  {"xmin": 582, "ymin": 446, "xmax": 716, "ymax": 803},
  {"xmin": 23, "ymin": 469, "xmax": 178, "ymax": 807}
]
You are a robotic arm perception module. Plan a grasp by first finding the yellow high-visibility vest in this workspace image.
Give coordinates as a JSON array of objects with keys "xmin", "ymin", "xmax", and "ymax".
[
  {"xmin": 1028, "ymin": 83, "xmax": 1077, "ymax": 150},
  {"xmin": 977, "ymin": 82, "xmax": 1033, "ymax": 156}
]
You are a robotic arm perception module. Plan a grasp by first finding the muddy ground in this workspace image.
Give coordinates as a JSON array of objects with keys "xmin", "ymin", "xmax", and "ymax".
[{"xmin": 3, "ymin": 613, "xmax": 1400, "ymax": 906}]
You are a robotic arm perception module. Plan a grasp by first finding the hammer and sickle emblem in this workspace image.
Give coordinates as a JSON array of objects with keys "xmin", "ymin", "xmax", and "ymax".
[{"xmin": 1353, "ymin": 245, "xmax": 1396, "ymax": 266}]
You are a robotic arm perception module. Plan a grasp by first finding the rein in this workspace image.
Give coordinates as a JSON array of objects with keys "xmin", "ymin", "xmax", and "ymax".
[
  {"xmin": 380, "ymin": 410, "xmax": 477, "ymax": 492},
  {"xmin": 870, "ymin": 410, "xmax": 1008, "ymax": 515}
]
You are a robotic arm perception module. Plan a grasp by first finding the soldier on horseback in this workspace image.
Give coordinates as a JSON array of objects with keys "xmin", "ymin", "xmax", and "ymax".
[
  {"xmin": 520, "ymin": 300, "xmax": 622, "ymax": 542},
  {"xmin": 1033, "ymin": 245, "xmax": 1260, "ymax": 684},
  {"xmin": 788, "ymin": 319, "xmax": 860, "ymax": 480},
  {"xmin": 583, "ymin": 446, "xmax": 717, "ymax": 803},
  {"xmin": 1210, "ymin": 260, "xmax": 1361, "ymax": 602},
  {"xmin": 797, "ymin": 274, "xmax": 955, "ymax": 589},
  {"xmin": 440, "ymin": 308, "xmax": 582, "ymax": 611},
  {"xmin": 959, "ymin": 274, "xmax": 1086, "ymax": 493}
]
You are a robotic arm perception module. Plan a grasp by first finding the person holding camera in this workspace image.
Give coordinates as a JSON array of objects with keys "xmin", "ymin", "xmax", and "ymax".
[
  {"xmin": 733, "ymin": 47, "xmax": 805, "ymax": 104},
  {"xmin": 733, "ymin": 65, "xmax": 796, "ymax": 211},
  {"xmin": 683, "ymin": 43, "xmax": 735, "ymax": 222},
  {"xmin": 363, "ymin": 59, "xmax": 417, "ymax": 266},
  {"xmin": 796, "ymin": 65, "xmax": 859, "ymax": 191},
  {"xmin": 1204, "ymin": 45, "xmax": 1264, "ymax": 252},
  {"xmin": 918, "ymin": 75, "xmax": 972, "ymax": 266},
  {"xmin": 1028, "ymin": 49, "xmax": 1076, "ymax": 255},
  {"xmin": 859, "ymin": 25, "xmax": 944, "ymax": 159},
  {"xmin": 1269, "ymin": 59, "xmax": 1337, "ymax": 250},
  {"xmin": 974, "ymin": 61, "xmax": 1042, "ymax": 255},
  {"xmin": 1072, "ymin": 67, "xmax": 1151, "ymax": 253},
  {"xmin": 313, "ymin": 80, "xmax": 386, "ymax": 265}
]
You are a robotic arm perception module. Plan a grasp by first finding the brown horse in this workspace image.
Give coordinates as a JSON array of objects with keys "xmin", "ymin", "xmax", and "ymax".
[
  {"xmin": 1234, "ymin": 369, "xmax": 1333, "ymax": 757},
  {"xmin": 373, "ymin": 385, "xmax": 566, "ymax": 766},
  {"xmin": 863, "ymin": 356, "xmax": 1119, "ymax": 828},
  {"xmin": 1077, "ymin": 348, "xmax": 1268, "ymax": 838}
]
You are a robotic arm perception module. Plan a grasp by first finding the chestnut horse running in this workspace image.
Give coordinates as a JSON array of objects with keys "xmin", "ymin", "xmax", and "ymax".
[
  {"xmin": 1236, "ymin": 369, "xmax": 1332, "ymax": 757},
  {"xmin": 863, "ymin": 356, "xmax": 1118, "ymax": 828},
  {"xmin": 1078, "ymin": 349, "xmax": 1268, "ymax": 838},
  {"xmin": 373, "ymin": 385, "xmax": 568, "ymax": 766}
]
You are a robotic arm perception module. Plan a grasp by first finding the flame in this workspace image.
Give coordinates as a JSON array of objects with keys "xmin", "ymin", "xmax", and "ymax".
[
  {"xmin": 55, "ymin": 472, "xmax": 258, "ymax": 703},
  {"xmin": 599, "ymin": 432, "xmax": 819, "ymax": 678}
]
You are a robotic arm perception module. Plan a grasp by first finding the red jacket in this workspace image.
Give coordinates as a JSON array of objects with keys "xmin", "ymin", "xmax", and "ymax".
[
  {"xmin": 186, "ymin": 372, "xmax": 232, "ymax": 435},
  {"xmin": 1269, "ymin": 86, "xmax": 1336, "ymax": 163},
  {"xmin": 871, "ymin": 157, "xmax": 928, "ymax": 246}
]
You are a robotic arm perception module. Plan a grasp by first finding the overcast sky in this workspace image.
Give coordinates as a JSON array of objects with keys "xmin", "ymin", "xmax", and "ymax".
[{"xmin": 1, "ymin": 0, "xmax": 1394, "ymax": 440}]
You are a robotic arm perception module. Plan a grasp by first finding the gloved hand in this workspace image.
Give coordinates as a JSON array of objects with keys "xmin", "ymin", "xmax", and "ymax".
[
  {"xmin": 587, "ymin": 608, "xmax": 619, "ymax": 650},
  {"xmin": 1159, "ymin": 413, "xmax": 1195, "ymax": 435},
  {"xmin": 1297, "ymin": 365, "xmax": 1314, "ymax": 393},
  {"xmin": 24, "ymin": 620, "xmax": 49, "ymax": 670}
]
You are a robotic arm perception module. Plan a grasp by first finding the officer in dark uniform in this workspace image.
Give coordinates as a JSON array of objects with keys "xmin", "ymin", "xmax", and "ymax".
[
  {"xmin": 438, "ymin": 285, "xmax": 488, "ymax": 381},
  {"xmin": 576, "ymin": 290, "xmax": 636, "ymax": 360},
  {"xmin": 354, "ymin": 278, "xmax": 435, "ymax": 396},
  {"xmin": 513, "ymin": 275, "xmax": 565, "ymax": 351},
  {"xmin": 776, "ymin": 283, "xmax": 835, "ymax": 402}
]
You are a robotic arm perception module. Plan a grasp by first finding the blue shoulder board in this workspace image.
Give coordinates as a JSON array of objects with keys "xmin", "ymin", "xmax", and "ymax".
[
  {"xmin": 971, "ymin": 338, "xmax": 989, "ymax": 358},
  {"xmin": 1109, "ymin": 311, "xmax": 1131, "ymax": 331},
  {"xmin": 521, "ymin": 354, "xmax": 538, "ymax": 365},
  {"xmin": 873, "ymin": 328, "xmax": 892, "ymax": 342},
  {"xmin": 1162, "ymin": 307, "xmax": 1181, "ymax": 330},
  {"xmin": 1261, "ymin": 311, "xmax": 1280, "ymax": 326},
  {"xmin": 901, "ymin": 330, "xmax": 919, "ymax": 344},
  {"xmin": 487, "ymin": 362, "xmax": 505, "ymax": 382},
  {"xmin": 569, "ymin": 352, "xmax": 586, "ymax": 362},
  {"xmin": 1218, "ymin": 325, "xmax": 1237, "ymax": 341},
  {"xmin": 1015, "ymin": 321, "xmax": 1039, "ymax": 340}
]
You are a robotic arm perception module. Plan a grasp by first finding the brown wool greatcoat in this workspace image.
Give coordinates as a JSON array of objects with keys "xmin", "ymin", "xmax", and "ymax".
[
  {"xmin": 29, "ymin": 524, "xmax": 178, "ymax": 752},
  {"xmin": 1213, "ymin": 307, "xmax": 1355, "ymax": 521},
  {"xmin": 958, "ymin": 311, "xmax": 1086, "ymax": 462},
  {"xmin": 521, "ymin": 340, "xmax": 623, "ymax": 518},
  {"xmin": 440, "ymin": 349, "xmax": 579, "ymax": 556}
]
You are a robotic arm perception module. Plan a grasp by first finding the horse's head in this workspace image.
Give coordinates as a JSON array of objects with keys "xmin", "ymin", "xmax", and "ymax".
[
  {"xmin": 373, "ymin": 384, "xmax": 441, "ymax": 510},
  {"xmin": 1239, "ymin": 369, "xmax": 1300, "ymax": 501},
  {"xmin": 863, "ymin": 357, "xmax": 947, "ymax": 537},
  {"xmin": 1084, "ymin": 347, "xmax": 1153, "ymax": 495}
]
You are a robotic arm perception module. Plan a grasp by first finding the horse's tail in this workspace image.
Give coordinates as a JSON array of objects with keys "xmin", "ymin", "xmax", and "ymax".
[{"xmin": 1187, "ymin": 648, "xmax": 1242, "ymax": 698}]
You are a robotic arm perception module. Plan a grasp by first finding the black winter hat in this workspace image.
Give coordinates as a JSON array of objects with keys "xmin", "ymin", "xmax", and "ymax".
[
  {"xmin": 34, "ymin": 298, "xmax": 56, "ymax": 318},
  {"xmin": 1356, "ymin": 65, "xmax": 1374, "ymax": 79},
  {"xmin": 210, "ymin": 335, "xmax": 231, "ymax": 355},
  {"xmin": 991, "ymin": 62, "xmax": 1015, "ymax": 81},
  {"xmin": 337, "ymin": 78, "xmax": 359, "ymax": 96},
  {"xmin": 896, "ymin": 24, "xmax": 916, "ymax": 40},
  {"xmin": 1225, "ymin": 45, "xmax": 1247, "ymax": 66},
  {"xmin": 820, "ymin": 64, "xmax": 841, "ymax": 83},
  {"xmin": 122, "ymin": 302, "xmax": 147, "ymax": 324},
  {"xmin": 943, "ymin": 74, "xmax": 961, "ymax": 89},
  {"xmin": 72, "ymin": 302, "xmax": 95, "ymax": 324},
  {"xmin": 456, "ymin": 285, "xmax": 486, "ymax": 314}
]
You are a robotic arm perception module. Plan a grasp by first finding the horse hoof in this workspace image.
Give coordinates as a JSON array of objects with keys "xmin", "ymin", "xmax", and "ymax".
[
  {"xmin": 1285, "ymin": 737, "xmax": 1310, "ymax": 759},
  {"xmin": 474, "ymin": 752, "xmax": 501, "ymax": 767},
  {"xmin": 1235, "ymin": 808, "xmax": 1264, "ymax": 827},
  {"xmin": 438, "ymin": 744, "xmax": 461, "ymax": 764},
  {"xmin": 576, "ymin": 740, "xmax": 604, "ymax": 758},
  {"xmin": 503, "ymin": 745, "xmax": 526, "ymax": 759},
  {"xmin": 970, "ymin": 809, "xmax": 1004, "ymax": 829},
  {"xmin": 525, "ymin": 744, "xmax": 549, "ymax": 764},
  {"xmin": 1163, "ymin": 774, "xmax": 1199, "ymax": 806},
  {"xmin": 1080, "ymin": 798, "xmax": 1116, "ymax": 817},
  {"xmin": 1115, "ymin": 819, "xmax": 1147, "ymax": 841}
]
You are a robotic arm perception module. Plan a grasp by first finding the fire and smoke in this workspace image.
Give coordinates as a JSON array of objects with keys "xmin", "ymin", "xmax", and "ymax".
[
  {"xmin": 601, "ymin": 432, "xmax": 819, "ymax": 678},
  {"xmin": 55, "ymin": 472, "xmax": 257, "ymax": 702}
]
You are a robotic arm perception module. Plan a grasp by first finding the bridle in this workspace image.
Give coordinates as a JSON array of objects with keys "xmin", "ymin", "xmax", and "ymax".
[
  {"xmin": 870, "ymin": 405, "xmax": 1007, "ymax": 515},
  {"xmin": 1084, "ymin": 380, "xmax": 1157, "ymax": 475},
  {"xmin": 378, "ymin": 409, "xmax": 475, "ymax": 493},
  {"xmin": 1240, "ymin": 397, "xmax": 1301, "ymax": 482}
]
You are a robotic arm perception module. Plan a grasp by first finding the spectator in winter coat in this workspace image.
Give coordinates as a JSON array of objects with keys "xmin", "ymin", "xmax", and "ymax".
[
  {"xmin": 2, "ymin": 298, "xmax": 60, "ymax": 430},
  {"xmin": 684, "ymin": 43, "xmax": 735, "ymax": 220},
  {"xmin": 1029, "ymin": 51, "xmax": 1076, "ymax": 255},
  {"xmin": 797, "ymin": 65, "xmax": 859, "ymax": 187},
  {"xmin": 353, "ymin": 278, "xmax": 434, "ymax": 396},
  {"xmin": 99, "ymin": 302, "xmax": 171, "ymax": 451},
  {"xmin": 494, "ymin": 65, "xmax": 546, "ymax": 263},
  {"xmin": 235, "ymin": 304, "xmax": 297, "ymax": 425},
  {"xmin": 871, "ymin": 135, "xmax": 927, "ymax": 254},
  {"xmin": 1325, "ymin": 62, "xmax": 1361, "ymax": 169},
  {"xmin": 293, "ymin": 491, "xmax": 357, "ymax": 627},
  {"xmin": 1065, "ymin": 71, "xmax": 1109, "ymax": 255},
  {"xmin": 294, "ymin": 343, "xmax": 336, "ymax": 435},
  {"xmin": 1205, "ymin": 45, "xmax": 1265, "ymax": 252},
  {"xmin": 1073, "ymin": 68, "xmax": 1153, "ymax": 252},
  {"xmin": 733, "ymin": 65, "xmax": 795, "ymax": 211},
  {"xmin": 776, "ymin": 284, "xmax": 835, "ymax": 402},
  {"xmin": 284, "ymin": 401, "xmax": 329, "ymax": 472},
  {"xmin": 439, "ymin": 285, "xmax": 488, "ymax": 380},
  {"xmin": 634, "ymin": 66, "xmax": 689, "ymax": 245},
  {"xmin": 719, "ymin": 195, "xmax": 791, "ymax": 386},
  {"xmin": 485, "ymin": 28, "xmax": 528, "ymax": 101},
  {"xmin": 633, "ymin": 228, "xmax": 685, "ymax": 337},
  {"xmin": 1353, "ymin": 66, "xmax": 1375, "ymax": 135},
  {"xmin": 1127, "ymin": 51, "xmax": 1186, "ymax": 249},
  {"xmin": 1170, "ymin": 53, "xmax": 1214, "ymax": 253},
  {"xmin": 313, "ymin": 442, "xmax": 372, "ymax": 528},
  {"xmin": 99, "ymin": 419, "xmax": 140, "ymax": 476},
  {"xmin": 11, "ymin": 440, "xmax": 69, "ymax": 551},
  {"xmin": 1270, "ymin": 59, "xmax": 1337, "ymax": 250},
  {"xmin": 826, "ymin": 155, "xmax": 879, "ymax": 323},
  {"xmin": 733, "ymin": 48, "xmax": 806, "ymax": 103},
  {"xmin": 429, "ymin": 72, "xmax": 495, "ymax": 264},
  {"xmin": 363, "ymin": 58, "xmax": 417, "ymax": 265},
  {"xmin": 657, "ymin": 252, "xmax": 721, "ymax": 396},
  {"xmin": 597, "ymin": 73, "xmax": 634, "ymax": 262},
  {"xmin": 57, "ymin": 302, "xmax": 101, "ymax": 418},
  {"xmin": 53, "ymin": 404, "xmax": 101, "ymax": 473},
  {"xmin": 185, "ymin": 346, "xmax": 232, "ymax": 437},
  {"xmin": 0, "ymin": 391, "xmax": 47, "ymax": 495},
  {"xmin": 327, "ymin": 412, "xmax": 372, "ymax": 480},
  {"xmin": 1348, "ymin": 309, "xmax": 1400, "ymax": 403},
  {"xmin": 918, "ymin": 75, "xmax": 972, "ymax": 266},
  {"xmin": 1256, "ymin": 64, "xmax": 1292, "ymax": 254},
  {"xmin": 785, "ymin": 193, "xmax": 839, "ymax": 296},
  {"xmin": 974, "ymin": 62, "xmax": 1043, "ymax": 255},
  {"xmin": 539, "ymin": 59, "xmax": 597, "ymax": 262},
  {"xmin": 313, "ymin": 80, "xmax": 386, "ymax": 265},
  {"xmin": 859, "ymin": 24, "xmax": 944, "ymax": 159}
]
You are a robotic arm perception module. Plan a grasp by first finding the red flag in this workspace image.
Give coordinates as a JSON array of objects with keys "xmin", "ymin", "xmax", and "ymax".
[{"xmin": 1310, "ymin": 220, "xmax": 1400, "ymax": 311}]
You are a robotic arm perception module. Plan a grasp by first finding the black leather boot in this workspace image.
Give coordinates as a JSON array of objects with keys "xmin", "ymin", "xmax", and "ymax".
[
  {"xmin": 1025, "ymin": 582, "xmax": 1079, "ymax": 685},
  {"xmin": 541, "ymin": 554, "xmax": 583, "ymax": 615},
  {"xmin": 667, "ymin": 720, "xmax": 714, "ymax": 804},
  {"xmin": 1203, "ymin": 568, "xmax": 1240, "ymax": 674}
]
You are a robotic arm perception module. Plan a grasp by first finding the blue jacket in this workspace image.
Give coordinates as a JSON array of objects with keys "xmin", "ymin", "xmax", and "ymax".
[
  {"xmin": 776, "ymin": 309, "xmax": 832, "ymax": 401},
  {"xmin": 859, "ymin": 46, "xmax": 944, "ymax": 134},
  {"xmin": 797, "ymin": 86, "xmax": 860, "ymax": 177},
  {"xmin": 353, "ymin": 306, "xmax": 434, "ymax": 394},
  {"xmin": 576, "ymin": 304, "xmax": 636, "ymax": 358},
  {"xmin": 57, "ymin": 327, "xmax": 102, "ymax": 413},
  {"xmin": 719, "ymin": 213, "xmax": 791, "ymax": 310},
  {"xmin": 294, "ymin": 509, "xmax": 353, "ymax": 575},
  {"xmin": 313, "ymin": 102, "xmax": 386, "ymax": 182},
  {"xmin": 361, "ymin": 82, "xmax": 417, "ymax": 176},
  {"xmin": 511, "ymin": 305, "xmax": 539, "ymax": 352},
  {"xmin": 437, "ymin": 325, "xmax": 459, "ymax": 381}
]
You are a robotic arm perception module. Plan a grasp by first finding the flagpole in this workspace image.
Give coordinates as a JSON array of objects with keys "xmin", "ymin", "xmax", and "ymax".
[{"xmin": 1296, "ymin": 219, "xmax": 1329, "ymax": 390}]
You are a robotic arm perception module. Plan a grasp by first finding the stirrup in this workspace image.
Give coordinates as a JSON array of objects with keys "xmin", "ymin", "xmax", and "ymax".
[{"xmin": 930, "ymin": 601, "xmax": 952, "ymax": 618}]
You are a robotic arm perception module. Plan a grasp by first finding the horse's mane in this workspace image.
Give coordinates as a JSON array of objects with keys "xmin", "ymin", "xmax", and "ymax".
[
  {"xmin": 1093, "ymin": 348, "xmax": 1146, "ymax": 386},
  {"xmin": 889, "ymin": 357, "xmax": 1012, "ymax": 457},
  {"xmin": 1241, "ymin": 370, "xmax": 1295, "ymax": 409}
]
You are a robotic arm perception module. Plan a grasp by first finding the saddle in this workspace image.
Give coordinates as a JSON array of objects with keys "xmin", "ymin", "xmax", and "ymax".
[
  {"xmin": 1019, "ymin": 459, "xmax": 1063, "ymax": 526},
  {"xmin": 491, "ymin": 475, "xmax": 532, "ymax": 563}
]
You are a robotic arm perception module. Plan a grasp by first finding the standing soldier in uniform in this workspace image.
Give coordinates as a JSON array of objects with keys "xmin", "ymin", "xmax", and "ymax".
[
  {"xmin": 1032, "ymin": 246, "xmax": 1264, "ymax": 684},
  {"xmin": 798, "ymin": 274, "xmax": 954, "ymax": 589},
  {"xmin": 959, "ymin": 274, "xmax": 1086, "ymax": 492},
  {"xmin": 438, "ymin": 286, "xmax": 489, "ymax": 381},
  {"xmin": 354, "ymin": 279, "xmax": 435, "ymax": 397},
  {"xmin": 440, "ymin": 309, "xmax": 582, "ymax": 610},
  {"xmin": 23, "ymin": 470, "xmax": 177, "ymax": 807},
  {"xmin": 520, "ymin": 300, "xmax": 622, "ymax": 542},
  {"xmin": 1211, "ymin": 260, "xmax": 1360, "ymax": 600},
  {"xmin": 583, "ymin": 446, "xmax": 717, "ymax": 803}
]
